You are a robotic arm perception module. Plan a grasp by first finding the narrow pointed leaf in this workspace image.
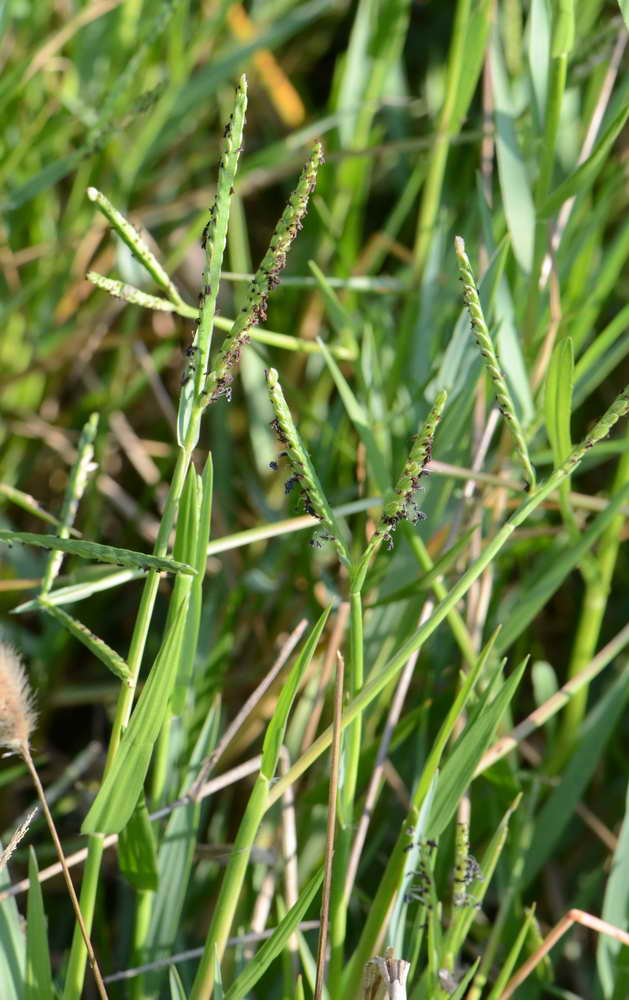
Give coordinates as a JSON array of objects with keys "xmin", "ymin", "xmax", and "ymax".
[
  {"xmin": 223, "ymin": 867, "xmax": 324, "ymax": 1000},
  {"xmin": 25, "ymin": 850, "xmax": 53, "ymax": 1000},
  {"xmin": 81, "ymin": 595, "xmax": 190, "ymax": 834},
  {"xmin": 261, "ymin": 606, "xmax": 331, "ymax": 779}
]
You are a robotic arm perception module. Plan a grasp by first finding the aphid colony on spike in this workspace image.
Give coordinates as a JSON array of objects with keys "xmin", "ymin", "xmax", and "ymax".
[{"xmin": 269, "ymin": 417, "xmax": 321, "ymax": 524}]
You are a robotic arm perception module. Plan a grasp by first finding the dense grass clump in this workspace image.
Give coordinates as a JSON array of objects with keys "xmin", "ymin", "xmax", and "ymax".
[{"xmin": 1, "ymin": 2, "xmax": 629, "ymax": 998}]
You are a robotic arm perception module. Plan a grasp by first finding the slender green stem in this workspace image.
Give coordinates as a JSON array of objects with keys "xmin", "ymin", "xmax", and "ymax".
[
  {"xmin": 327, "ymin": 588, "xmax": 363, "ymax": 992},
  {"xmin": 63, "ymin": 434, "xmax": 196, "ymax": 998},
  {"xmin": 130, "ymin": 890, "xmax": 153, "ymax": 1000},
  {"xmin": 189, "ymin": 776, "xmax": 270, "ymax": 1000},
  {"xmin": 62, "ymin": 835, "xmax": 105, "ymax": 999}
]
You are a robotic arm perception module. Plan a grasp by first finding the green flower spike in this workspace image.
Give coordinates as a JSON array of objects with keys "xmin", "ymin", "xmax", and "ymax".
[
  {"xmin": 266, "ymin": 367, "xmax": 351, "ymax": 568},
  {"xmin": 204, "ymin": 142, "xmax": 325, "ymax": 405},
  {"xmin": 455, "ymin": 235, "xmax": 536, "ymax": 491}
]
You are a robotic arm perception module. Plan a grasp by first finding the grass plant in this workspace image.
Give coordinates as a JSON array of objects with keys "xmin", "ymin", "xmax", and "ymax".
[{"xmin": 1, "ymin": 2, "xmax": 629, "ymax": 998}]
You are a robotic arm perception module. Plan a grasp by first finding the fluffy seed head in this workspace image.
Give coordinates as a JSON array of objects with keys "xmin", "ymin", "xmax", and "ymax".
[{"xmin": 0, "ymin": 642, "xmax": 36, "ymax": 752}]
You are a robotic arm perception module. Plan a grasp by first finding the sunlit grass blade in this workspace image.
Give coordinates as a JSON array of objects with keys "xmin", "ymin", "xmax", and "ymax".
[{"xmin": 12, "ymin": 568, "xmax": 144, "ymax": 615}]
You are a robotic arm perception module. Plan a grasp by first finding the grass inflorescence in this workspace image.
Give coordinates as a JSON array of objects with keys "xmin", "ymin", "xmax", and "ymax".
[{"xmin": 2, "ymin": 6, "xmax": 629, "ymax": 1000}]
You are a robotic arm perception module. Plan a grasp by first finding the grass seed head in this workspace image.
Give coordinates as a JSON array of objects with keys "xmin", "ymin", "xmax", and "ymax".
[{"xmin": 0, "ymin": 641, "xmax": 36, "ymax": 752}]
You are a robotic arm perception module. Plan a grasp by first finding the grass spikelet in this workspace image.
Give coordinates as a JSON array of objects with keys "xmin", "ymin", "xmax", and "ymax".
[
  {"xmin": 0, "ymin": 641, "xmax": 36, "ymax": 753},
  {"xmin": 266, "ymin": 366, "xmax": 351, "ymax": 566},
  {"xmin": 0, "ymin": 642, "xmax": 109, "ymax": 999},
  {"xmin": 379, "ymin": 389, "xmax": 448, "ymax": 543},
  {"xmin": 454, "ymin": 235, "xmax": 536, "ymax": 490},
  {"xmin": 204, "ymin": 142, "xmax": 324, "ymax": 405},
  {"xmin": 353, "ymin": 390, "xmax": 447, "ymax": 588},
  {"xmin": 0, "ymin": 807, "xmax": 37, "ymax": 870}
]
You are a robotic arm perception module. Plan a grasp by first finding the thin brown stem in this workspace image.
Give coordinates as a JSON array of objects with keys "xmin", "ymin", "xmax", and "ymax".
[
  {"xmin": 20, "ymin": 743, "xmax": 109, "ymax": 1000},
  {"xmin": 500, "ymin": 909, "xmax": 629, "ymax": 999}
]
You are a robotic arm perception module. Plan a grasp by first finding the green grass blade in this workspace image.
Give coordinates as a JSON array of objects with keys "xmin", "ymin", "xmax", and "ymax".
[
  {"xmin": 141, "ymin": 706, "xmax": 220, "ymax": 997},
  {"xmin": 117, "ymin": 791, "xmax": 159, "ymax": 892},
  {"xmin": 261, "ymin": 606, "xmax": 330, "ymax": 779},
  {"xmin": 25, "ymin": 849, "xmax": 53, "ymax": 1000},
  {"xmin": 39, "ymin": 412, "xmax": 99, "ymax": 595},
  {"xmin": 490, "ymin": 29, "xmax": 535, "ymax": 273},
  {"xmin": 496, "ymin": 481, "xmax": 629, "ymax": 653},
  {"xmin": 426, "ymin": 657, "xmax": 528, "ymax": 838},
  {"xmin": 316, "ymin": 336, "xmax": 390, "ymax": 491},
  {"xmin": 545, "ymin": 337, "xmax": 574, "ymax": 464},
  {"xmin": 173, "ymin": 455, "xmax": 213, "ymax": 713},
  {"xmin": 81, "ymin": 595, "xmax": 190, "ymax": 834},
  {"xmin": 483, "ymin": 907, "xmax": 537, "ymax": 1000},
  {"xmin": 12, "ymin": 568, "xmax": 144, "ymax": 614},
  {"xmin": 169, "ymin": 965, "xmax": 187, "ymax": 1000},
  {"xmin": 223, "ymin": 867, "xmax": 324, "ymax": 1000},
  {"xmin": 411, "ymin": 630, "xmax": 501, "ymax": 818},
  {"xmin": 541, "ymin": 103, "xmax": 629, "ymax": 216},
  {"xmin": 0, "ymin": 839, "xmax": 26, "ymax": 1000}
]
